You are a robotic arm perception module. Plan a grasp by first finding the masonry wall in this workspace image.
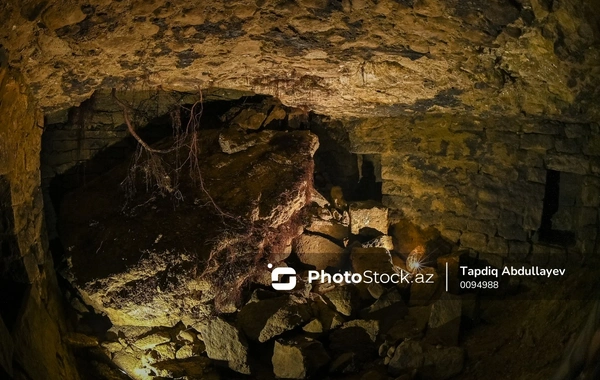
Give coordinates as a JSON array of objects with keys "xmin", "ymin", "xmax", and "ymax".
[
  {"xmin": 0, "ymin": 67, "xmax": 79, "ymax": 379},
  {"xmin": 348, "ymin": 115, "xmax": 600, "ymax": 267}
]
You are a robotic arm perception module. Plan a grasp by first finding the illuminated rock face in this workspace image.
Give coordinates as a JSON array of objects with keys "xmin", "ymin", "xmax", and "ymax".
[
  {"xmin": 59, "ymin": 127, "xmax": 318, "ymax": 326},
  {"xmin": 1, "ymin": 0, "xmax": 599, "ymax": 120}
]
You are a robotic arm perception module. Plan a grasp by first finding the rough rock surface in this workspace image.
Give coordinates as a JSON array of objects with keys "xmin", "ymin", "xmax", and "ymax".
[
  {"xmin": 238, "ymin": 295, "xmax": 312, "ymax": 342},
  {"xmin": 1, "ymin": 0, "xmax": 599, "ymax": 121},
  {"xmin": 294, "ymin": 234, "xmax": 347, "ymax": 270},
  {"xmin": 272, "ymin": 337, "xmax": 330, "ymax": 379},
  {"xmin": 196, "ymin": 318, "xmax": 250, "ymax": 375},
  {"xmin": 59, "ymin": 128, "xmax": 318, "ymax": 325}
]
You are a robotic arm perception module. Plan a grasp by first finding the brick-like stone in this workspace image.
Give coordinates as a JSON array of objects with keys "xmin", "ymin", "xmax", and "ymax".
[
  {"xmin": 460, "ymin": 232, "xmax": 487, "ymax": 252},
  {"xmin": 579, "ymin": 208, "xmax": 598, "ymax": 226},
  {"xmin": 478, "ymin": 253, "xmax": 503, "ymax": 269},
  {"xmin": 545, "ymin": 155, "xmax": 589, "ymax": 175},
  {"xmin": 521, "ymin": 122, "xmax": 560, "ymax": 135},
  {"xmin": 555, "ymin": 139, "xmax": 581, "ymax": 154},
  {"xmin": 466, "ymin": 219, "xmax": 496, "ymax": 236},
  {"xmin": 486, "ymin": 237, "xmax": 508, "ymax": 257},
  {"xmin": 497, "ymin": 223, "xmax": 527, "ymax": 241},
  {"xmin": 349, "ymin": 201, "xmax": 389, "ymax": 236},
  {"xmin": 520, "ymin": 134, "xmax": 554, "ymax": 151},
  {"xmin": 524, "ymin": 167, "xmax": 546, "ymax": 183},
  {"xmin": 581, "ymin": 185, "xmax": 600, "ymax": 207},
  {"xmin": 564, "ymin": 124, "xmax": 587, "ymax": 138},
  {"xmin": 508, "ymin": 241, "xmax": 530, "ymax": 261}
]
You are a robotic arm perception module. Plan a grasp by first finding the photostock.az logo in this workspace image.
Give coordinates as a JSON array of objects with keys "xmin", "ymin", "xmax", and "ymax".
[{"xmin": 268, "ymin": 263, "xmax": 296, "ymax": 291}]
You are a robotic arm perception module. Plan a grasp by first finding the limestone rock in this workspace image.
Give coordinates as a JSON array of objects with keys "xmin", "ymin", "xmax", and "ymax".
[
  {"xmin": 425, "ymin": 292, "xmax": 462, "ymax": 346},
  {"xmin": 329, "ymin": 320, "xmax": 379, "ymax": 358},
  {"xmin": 409, "ymin": 267, "xmax": 441, "ymax": 306},
  {"xmin": 60, "ymin": 129, "xmax": 318, "ymax": 325},
  {"xmin": 133, "ymin": 332, "xmax": 171, "ymax": 350},
  {"xmin": 237, "ymin": 295, "xmax": 311, "ymax": 342},
  {"xmin": 421, "ymin": 345, "xmax": 465, "ymax": 379},
  {"xmin": 305, "ymin": 218, "xmax": 349, "ymax": 242},
  {"xmin": 294, "ymin": 234, "xmax": 347, "ymax": 270},
  {"xmin": 218, "ymin": 128, "xmax": 276, "ymax": 154},
  {"xmin": 351, "ymin": 247, "xmax": 397, "ymax": 275},
  {"xmin": 231, "ymin": 108, "xmax": 267, "ymax": 130},
  {"xmin": 388, "ymin": 340, "xmax": 424, "ymax": 376},
  {"xmin": 175, "ymin": 345, "xmax": 194, "ymax": 360},
  {"xmin": 362, "ymin": 235, "xmax": 394, "ymax": 250},
  {"xmin": 323, "ymin": 286, "xmax": 359, "ymax": 317},
  {"xmin": 310, "ymin": 296, "xmax": 345, "ymax": 331},
  {"xmin": 302, "ymin": 319, "xmax": 324, "ymax": 334},
  {"xmin": 196, "ymin": 317, "xmax": 250, "ymax": 374},
  {"xmin": 272, "ymin": 338, "xmax": 330, "ymax": 379},
  {"xmin": 349, "ymin": 201, "xmax": 389, "ymax": 236}
]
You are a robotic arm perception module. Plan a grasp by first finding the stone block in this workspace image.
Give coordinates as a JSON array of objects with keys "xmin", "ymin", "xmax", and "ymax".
[
  {"xmin": 237, "ymin": 296, "xmax": 311, "ymax": 343},
  {"xmin": 460, "ymin": 232, "xmax": 487, "ymax": 252},
  {"xmin": 231, "ymin": 108, "xmax": 267, "ymax": 130},
  {"xmin": 497, "ymin": 223, "xmax": 527, "ymax": 241},
  {"xmin": 486, "ymin": 237, "xmax": 508, "ymax": 257},
  {"xmin": 305, "ymin": 218, "xmax": 349, "ymax": 242},
  {"xmin": 508, "ymin": 241, "xmax": 531, "ymax": 261},
  {"xmin": 582, "ymin": 184, "xmax": 600, "ymax": 207},
  {"xmin": 425, "ymin": 292, "xmax": 462, "ymax": 346},
  {"xmin": 388, "ymin": 340, "xmax": 424, "ymax": 376},
  {"xmin": 478, "ymin": 253, "xmax": 503, "ymax": 269},
  {"xmin": 362, "ymin": 235, "xmax": 394, "ymax": 250},
  {"xmin": 520, "ymin": 134, "xmax": 554, "ymax": 151},
  {"xmin": 579, "ymin": 207, "xmax": 598, "ymax": 226},
  {"xmin": 525, "ymin": 167, "xmax": 547, "ymax": 183},
  {"xmin": 272, "ymin": 338, "xmax": 330, "ymax": 379},
  {"xmin": 564, "ymin": 124, "xmax": 587, "ymax": 138},
  {"xmin": 545, "ymin": 155, "xmax": 589, "ymax": 175},
  {"xmin": 466, "ymin": 219, "xmax": 496, "ymax": 236},
  {"xmin": 351, "ymin": 247, "xmax": 396, "ymax": 275},
  {"xmin": 555, "ymin": 139, "xmax": 581, "ymax": 154},
  {"xmin": 294, "ymin": 234, "xmax": 347, "ymax": 270},
  {"xmin": 480, "ymin": 164, "xmax": 518, "ymax": 181},
  {"xmin": 522, "ymin": 122, "xmax": 560, "ymax": 135},
  {"xmin": 329, "ymin": 320, "xmax": 379, "ymax": 357},
  {"xmin": 583, "ymin": 135, "xmax": 600, "ymax": 156},
  {"xmin": 133, "ymin": 331, "xmax": 171, "ymax": 350},
  {"xmin": 196, "ymin": 318, "xmax": 250, "ymax": 374},
  {"xmin": 349, "ymin": 201, "xmax": 389, "ymax": 236}
]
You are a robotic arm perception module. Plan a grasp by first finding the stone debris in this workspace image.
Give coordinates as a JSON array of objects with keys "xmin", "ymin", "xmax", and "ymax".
[
  {"xmin": 231, "ymin": 108, "xmax": 267, "ymax": 130},
  {"xmin": 196, "ymin": 318, "xmax": 250, "ymax": 374},
  {"xmin": 57, "ymin": 101, "xmax": 480, "ymax": 379},
  {"xmin": 362, "ymin": 235, "xmax": 394, "ymax": 250},
  {"xmin": 351, "ymin": 247, "xmax": 397, "ymax": 275},
  {"xmin": 305, "ymin": 218, "xmax": 350, "ymax": 242},
  {"xmin": 349, "ymin": 201, "xmax": 389, "ymax": 236},
  {"xmin": 218, "ymin": 128, "xmax": 275, "ymax": 154},
  {"xmin": 294, "ymin": 234, "xmax": 347, "ymax": 270},
  {"xmin": 237, "ymin": 295, "xmax": 312, "ymax": 342},
  {"xmin": 132, "ymin": 332, "xmax": 171, "ymax": 350},
  {"xmin": 272, "ymin": 338, "xmax": 330, "ymax": 379}
]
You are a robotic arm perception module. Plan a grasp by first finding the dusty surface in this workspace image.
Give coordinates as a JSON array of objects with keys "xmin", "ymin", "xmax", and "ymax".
[
  {"xmin": 1, "ymin": 0, "xmax": 599, "ymax": 120},
  {"xmin": 59, "ymin": 128, "xmax": 318, "ymax": 326}
]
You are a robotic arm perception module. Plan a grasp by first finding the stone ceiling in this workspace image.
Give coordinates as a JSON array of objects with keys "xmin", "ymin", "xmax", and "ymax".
[{"xmin": 1, "ymin": 0, "xmax": 599, "ymax": 120}]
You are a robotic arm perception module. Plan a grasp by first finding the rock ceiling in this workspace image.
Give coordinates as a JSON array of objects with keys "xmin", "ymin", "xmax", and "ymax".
[{"xmin": 1, "ymin": 0, "xmax": 599, "ymax": 120}]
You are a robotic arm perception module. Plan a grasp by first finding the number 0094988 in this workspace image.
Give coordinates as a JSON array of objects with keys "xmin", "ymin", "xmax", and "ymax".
[{"xmin": 459, "ymin": 281, "xmax": 499, "ymax": 289}]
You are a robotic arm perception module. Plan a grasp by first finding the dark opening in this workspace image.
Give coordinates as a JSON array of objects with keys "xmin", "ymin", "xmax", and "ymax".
[
  {"xmin": 355, "ymin": 158, "xmax": 382, "ymax": 202},
  {"xmin": 539, "ymin": 169, "xmax": 576, "ymax": 245},
  {"xmin": 0, "ymin": 176, "xmax": 30, "ymax": 331}
]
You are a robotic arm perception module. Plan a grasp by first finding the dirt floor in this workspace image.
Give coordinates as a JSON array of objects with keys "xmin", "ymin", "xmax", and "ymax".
[{"xmin": 460, "ymin": 259, "xmax": 600, "ymax": 380}]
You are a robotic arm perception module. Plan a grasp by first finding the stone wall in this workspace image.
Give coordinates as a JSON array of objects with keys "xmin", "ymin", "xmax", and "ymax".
[
  {"xmin": 0, "ymin": 67, "xmax": 79, "ymax": 378},
  {"xmin": 348, "ymin": 115, "xmax": 600, "ymax": 267}
]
